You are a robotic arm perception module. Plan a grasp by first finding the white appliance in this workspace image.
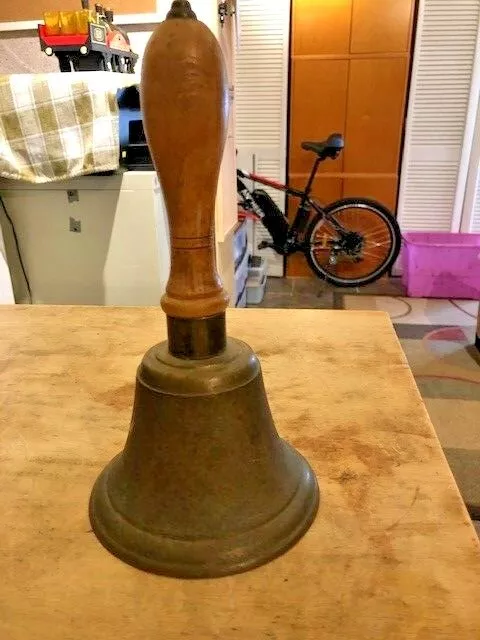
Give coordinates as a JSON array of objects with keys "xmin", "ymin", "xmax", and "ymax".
[{"xmin": 0, "ymin": 171, "xmax": 169, "ymax": 306}]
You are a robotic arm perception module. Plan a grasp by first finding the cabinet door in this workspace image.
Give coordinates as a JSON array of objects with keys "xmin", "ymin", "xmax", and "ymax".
[
  {"xmin": 289, "ymin": 0, "xmax": 415, "ymax": 278},
  {"xmin": 345, "ymin": 58, "xmax": 409, "ymax": 175},
  {"xmin": 289, "ymin": 59, "xmax": 349, "ymax": 177},
  {"xmin": 343, "ymin": 177, "xmax": 399, "ymax": 212},
  {"xmin": 351, "ymin": 0, "xmax": 414, "ymax": 54},
  {"xmin": 292, "ymin": 0, "xmax": 352, "ymax": 56}
]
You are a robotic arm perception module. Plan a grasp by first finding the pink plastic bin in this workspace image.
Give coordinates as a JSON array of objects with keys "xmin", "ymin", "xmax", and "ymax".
[{"xmin": 402, "ymin": 232, "xmax": 480, "ymax": 299}]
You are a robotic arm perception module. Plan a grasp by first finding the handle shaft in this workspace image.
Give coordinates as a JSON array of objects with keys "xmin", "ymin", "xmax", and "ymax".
[{"xmin": 141, "ymin": 7, "xmax": 229, "ymax": 321}]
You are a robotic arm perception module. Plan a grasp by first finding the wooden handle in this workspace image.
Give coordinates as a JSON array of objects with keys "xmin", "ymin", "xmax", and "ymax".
[{"xmin": 141, "ymin": 1, "xmax": 229, "ymax": 319}]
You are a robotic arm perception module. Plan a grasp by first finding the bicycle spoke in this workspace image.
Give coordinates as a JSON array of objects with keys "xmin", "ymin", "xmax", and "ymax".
[
  {"xmin": 308, "ymin": 203, "xmax": 398, "ymax": 284},
  {"xmin": 365, "ymin": 239, "xmax": 389, "ymax": 248},
  {"xmin": 364, "ymin": 246, "xmax": 388, "ymax": 254},
  {"xmin": 363, "ymin": 231, "xmax": 391, "ymax": 242},
  {"xmin": 364, "ymin": 240, "xmax": 390, "ymax": 249},
  {"xmin": 361, "ymin": 249, "xmax": 388, "ymax": 260}
]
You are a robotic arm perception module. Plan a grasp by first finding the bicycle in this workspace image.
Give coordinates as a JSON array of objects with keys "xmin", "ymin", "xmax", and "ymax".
[{"xmin": 237, "ymin": 133, "xmax": 402, "ymax": 287}]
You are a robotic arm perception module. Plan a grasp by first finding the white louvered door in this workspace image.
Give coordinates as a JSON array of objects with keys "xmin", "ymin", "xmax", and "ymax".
[
  {"xmin": 397, "ymin": 0, "xmax": 480, "ymax": 232},
  {"xmin": 235, "ymin": 0, "xmax": 290, "ymax": 276},
  {"xmin": 460, "ymin": 93, "xmax": 480, "ymax": 232},
  {"xmin": 461, "ymin": 97, "xmax": 480, "ymax": 232},
  {"xmin": 471, "ymin": 158, "xmax": 480, "ymax": 229},
  {"xmin": 462, "ymin": 162, "xmax": 480, "ymax": 232},
  {"xmin": 471, "ymin": 185, "xmax": 480, "ymax": 231}
]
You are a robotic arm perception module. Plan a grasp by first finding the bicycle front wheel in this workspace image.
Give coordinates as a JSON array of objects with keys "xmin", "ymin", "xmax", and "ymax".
[{"xmin": 305, "ymin": 198, "xmax": 401, "ymax": 287}]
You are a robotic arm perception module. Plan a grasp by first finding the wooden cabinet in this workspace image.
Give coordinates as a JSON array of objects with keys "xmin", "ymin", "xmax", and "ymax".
[
  {"xmin": 345, "ymin": 58, "xmax": 409, "ymax": 174},
  {"xmin": 292, "ymin": 0, "xmax": 352, "ymax": 56},
  {"xmin": 343, "ymin": 177, "xmax": 399, "ymax": 212},
  {"xmin": 289, "ymin": 59, "xmax": 349, "ymax": 176},
  {"xmin": 351, "ymin": 0, "xmax": 414, "ymax": 54},
  {"xmin": 288, "ymin": 0, "xmax": 416, "ymax": 276},
  {"xmin": 288, "ymin": 176, "xmax": 344, "ymax": 211}
]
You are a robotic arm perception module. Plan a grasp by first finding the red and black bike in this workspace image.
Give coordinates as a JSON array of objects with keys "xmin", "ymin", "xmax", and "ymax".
[{"xmin": 237, "ymin": 133, "xmax": 402, "ymax": 287}]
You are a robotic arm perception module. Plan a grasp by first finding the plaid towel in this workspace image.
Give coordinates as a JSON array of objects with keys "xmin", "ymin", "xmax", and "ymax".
[{"xmin": 0, "ymin": 72, "xmax": 135, "ymax": 183}]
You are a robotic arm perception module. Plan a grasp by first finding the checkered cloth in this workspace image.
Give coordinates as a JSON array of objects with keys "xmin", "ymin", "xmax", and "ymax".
[{"xmin": 0, "ymin": 72, "xmax": 135, "ymax": 183}]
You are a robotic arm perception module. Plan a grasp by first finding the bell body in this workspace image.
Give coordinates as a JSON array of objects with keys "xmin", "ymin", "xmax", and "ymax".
[
  {"xmin": 89, "ymin": 1, "xmax": 319, "ymax": 578},
  {"xmin": 90, "ymin": 338, "xmax": 319, "ymax": 578}
]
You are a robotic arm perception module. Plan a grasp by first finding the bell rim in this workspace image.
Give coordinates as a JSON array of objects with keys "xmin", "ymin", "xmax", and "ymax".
[{"xmin": 89, "ymin": 443, "xmax": 320, "ymax": 579}]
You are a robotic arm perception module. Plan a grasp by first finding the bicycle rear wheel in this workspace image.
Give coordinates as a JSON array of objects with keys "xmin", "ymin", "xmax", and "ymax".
[{"xmin": 305, "ymin": 198, "xmax": 401, "ymax": 287}]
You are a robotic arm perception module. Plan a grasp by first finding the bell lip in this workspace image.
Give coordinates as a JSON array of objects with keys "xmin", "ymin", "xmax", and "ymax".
[{"xmin": 89, "ymin": 444, "xmax": 320, "ymax": 579}]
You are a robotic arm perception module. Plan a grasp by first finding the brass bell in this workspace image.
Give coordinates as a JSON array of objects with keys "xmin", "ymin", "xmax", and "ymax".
[{"xmin": 89, "ymin": 0, "xmax": 319, "ymax": 579}]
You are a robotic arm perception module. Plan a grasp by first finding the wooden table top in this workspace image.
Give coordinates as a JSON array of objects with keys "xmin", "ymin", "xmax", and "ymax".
[{"xmin": 1, "ymin": 306, "xmax": 479, "ymax": 640}]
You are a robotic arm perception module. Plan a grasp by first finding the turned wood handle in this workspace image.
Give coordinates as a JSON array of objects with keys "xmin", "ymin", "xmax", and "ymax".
[{"xmin": 141, "ymin": 1, "xmax": 229, "ymax": 319}]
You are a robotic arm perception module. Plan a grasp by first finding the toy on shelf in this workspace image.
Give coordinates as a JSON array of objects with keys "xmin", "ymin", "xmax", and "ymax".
[{"xmin": 38, "ymin": 1, "xmax": 138, "ymax": 73}]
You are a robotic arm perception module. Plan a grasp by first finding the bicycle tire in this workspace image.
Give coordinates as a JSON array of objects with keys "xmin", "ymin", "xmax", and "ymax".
[{"xmin": 305, "ymin": 198, "xmax": 402, "ymax": 287}]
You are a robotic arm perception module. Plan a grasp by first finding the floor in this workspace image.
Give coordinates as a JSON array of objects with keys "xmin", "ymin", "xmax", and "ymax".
[{"xmin": 252, "ymin": 276, "xmax": 480, "ymax": 535}]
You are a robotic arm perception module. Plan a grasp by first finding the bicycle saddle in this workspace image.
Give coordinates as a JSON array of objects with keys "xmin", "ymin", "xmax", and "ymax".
[{"xmin": 302, "ymin": 133, "xmax": 344, "ymax": 159}]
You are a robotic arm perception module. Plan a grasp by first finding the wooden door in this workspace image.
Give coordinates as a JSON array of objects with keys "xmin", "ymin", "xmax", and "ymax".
[{"xmin": 288, "ymin": 0, "xmax": 416, "ymax": 276}]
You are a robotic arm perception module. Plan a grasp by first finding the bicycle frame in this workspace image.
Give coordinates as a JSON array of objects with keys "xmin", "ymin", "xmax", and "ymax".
[
  {"xmin": 238, "ymin": 156, "xmax": 347, "ymax": 255},
  {"xmin": 237, "ymin": 137, "xmax": 401, "ymax": 286}
]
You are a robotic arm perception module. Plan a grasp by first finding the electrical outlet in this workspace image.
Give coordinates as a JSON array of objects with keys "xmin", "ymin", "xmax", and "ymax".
[{"xmin": 69, "ymin": 217, "xmax": 81, "ymax": 233}]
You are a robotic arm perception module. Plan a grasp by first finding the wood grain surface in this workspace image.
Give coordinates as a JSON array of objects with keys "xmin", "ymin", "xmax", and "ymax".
[
  {"xmin": 344, "ymin": 57, "xmax": 409, "ymax": 174},
  {"xmin": 141, "ymin": 17, "xmax": 229, "ymax": 319},
  {"xmin": 289, "ymin": 58, "xmax": 348, "ymax": 176},
  {"xmin": 1, "ymin": 306, "xmax": 479, "ymax": 639},
  {"xmin": 350, "ymin": 0, "xmax": 415, "ymax": 54},
  {"xmin": 292, "ymin": 0, "xmax": 352, "ymax": 56}
]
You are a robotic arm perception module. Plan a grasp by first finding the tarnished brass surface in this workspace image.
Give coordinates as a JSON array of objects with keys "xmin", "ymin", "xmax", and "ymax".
[
  {"xmin": 167, "ymin": 314, "xmax": 227, "ymax": 359},
  {"xmin": 90, "ymin": 339, "xmax": 319, "ymax": 578}
]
